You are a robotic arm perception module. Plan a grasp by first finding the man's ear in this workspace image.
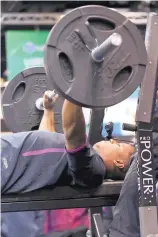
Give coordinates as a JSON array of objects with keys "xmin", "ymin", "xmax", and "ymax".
[{"xmin": 107, "ymin": 159, "xmax": 129, "ymax": 180}]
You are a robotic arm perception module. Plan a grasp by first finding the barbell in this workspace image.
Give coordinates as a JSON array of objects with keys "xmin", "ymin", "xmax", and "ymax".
[
  {"xmin": 2, "ymin": 5, "xmax": 147, "ymax": 132},
  {"xmin": 44, "ymin": 5, "xmax": 147, "ymax": 108}
]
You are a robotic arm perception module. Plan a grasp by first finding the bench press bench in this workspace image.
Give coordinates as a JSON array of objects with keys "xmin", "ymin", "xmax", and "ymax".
[
  {"xmin": 1, "ymin": 180, "xmax": 123, "ymax": 212},
  {"xmin": 1, "ymin": 181, "xmax": 123, "ymax": 237}
]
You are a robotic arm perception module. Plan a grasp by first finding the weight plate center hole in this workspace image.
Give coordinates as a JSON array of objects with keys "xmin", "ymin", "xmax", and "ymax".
[
  {"xmin": 112, "ymin": 66, "xmax": 132, "ymax": 92},
  {"xmin": 12, "ymin": 81, "xmax": 26, "ymax": 103},
  {"xmin": 59, "ymin": 52, "xmax": 74, "ymax": 83},
  {"xmin": 87, "ymin": 17, "xmax": 116, "ymax": 31}
]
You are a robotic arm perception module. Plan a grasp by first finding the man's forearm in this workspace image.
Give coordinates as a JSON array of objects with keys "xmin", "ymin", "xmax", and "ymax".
[
  {"xmin": 39, "ymin": 110, "xmax": 55, "ymax": 132},
  {"xmin": 62, "ymin": 100, "xmax": 86, "ymax": 150}
]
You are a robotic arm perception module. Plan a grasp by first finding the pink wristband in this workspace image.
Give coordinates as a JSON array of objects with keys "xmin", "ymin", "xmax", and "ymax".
[{"xmin": 67, "ymin": 136, "xmax": 88, "ymax": 154}]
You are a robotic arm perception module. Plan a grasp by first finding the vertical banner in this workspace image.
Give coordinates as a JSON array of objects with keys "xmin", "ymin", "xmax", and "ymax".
[{"xmin": 5, "ymin": 30, "xmax": 49, "ymax": 80}]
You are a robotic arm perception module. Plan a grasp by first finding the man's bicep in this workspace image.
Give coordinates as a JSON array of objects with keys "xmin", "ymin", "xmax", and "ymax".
[{"xmin": 67, "ymin": 143, "xmax": 106, "ymax": 187}]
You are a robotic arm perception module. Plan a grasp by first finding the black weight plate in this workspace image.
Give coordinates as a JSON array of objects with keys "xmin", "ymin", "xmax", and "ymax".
[
  {"xmin": 2, "ymin": 67, "xmax": 64, "ymax": 133},
  {"xmin": 44, "ymin": 5, "xmax": 147, "ymax": 108}
]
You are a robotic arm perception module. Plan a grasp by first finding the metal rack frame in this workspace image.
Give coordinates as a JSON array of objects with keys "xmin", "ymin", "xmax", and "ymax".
[{"xmin": 1, "ymin": 12, "xmax": 153, "ymax": 26}]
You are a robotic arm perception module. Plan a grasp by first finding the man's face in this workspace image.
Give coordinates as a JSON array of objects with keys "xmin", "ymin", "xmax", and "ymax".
[{"xmin": 93, "ymin": 139, "xmax": 134, "ymax": 172}]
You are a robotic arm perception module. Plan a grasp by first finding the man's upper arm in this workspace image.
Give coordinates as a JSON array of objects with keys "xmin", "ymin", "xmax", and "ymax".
[{"xmin": 66, "ymin": 141, "xmax": 106, "ymax": 187}]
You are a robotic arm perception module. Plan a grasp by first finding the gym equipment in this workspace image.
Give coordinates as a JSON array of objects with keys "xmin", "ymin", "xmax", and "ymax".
[
  {"xmin": 1, "ymin": 180, "xmax": 122, "ymax": 212},
  {"xmin": 44, "ymin": 5, "xmax": 147, "ymax": 108},
  {"xmin": 123, "ymin": 13, "xmax": 158, "ymax": 237},
  {"xmin": 88, "ymin": 13, "xmax": 158, "ymax": 237},
  {"xmin": 2, "ymin": 67, "xmax": 63, "ymax": 133},
  {"xmin": 35, "ymin": 90, "xmax": 58, "ymax": 111},
  {"xmin": 122, "ymin": 122, "xmax": 137, "ymax": 131},
  {"xmin": 105, "ymin": 121, "xmax": 114, "ymax": 140},
  {"xmin": 91, "ymin": 33, "xmax": 123, "ymax": 62}
]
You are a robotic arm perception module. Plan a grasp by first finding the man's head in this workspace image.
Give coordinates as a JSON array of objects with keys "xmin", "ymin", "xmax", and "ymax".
[
  {"xmin": 93, "ymin": 139, "xmax": 134, "ymax": 179},
  {"xmin": 92, "ymin": 89, "xmax": 158, "ymax": 179}
]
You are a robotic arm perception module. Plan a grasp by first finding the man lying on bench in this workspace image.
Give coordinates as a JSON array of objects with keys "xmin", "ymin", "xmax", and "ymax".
[
  {"xmin": 1, "ymin": 91, "xmax": 157, "ymax": 237},
  {"xmin": 1, "ymin": 92, "xmax": 133, "ymax": 193}
]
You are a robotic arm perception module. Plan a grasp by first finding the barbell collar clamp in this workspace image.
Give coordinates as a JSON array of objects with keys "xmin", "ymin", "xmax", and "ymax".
[{"xmin": 91, "ymin": 33, "xmax": 123, "ymax": 63}]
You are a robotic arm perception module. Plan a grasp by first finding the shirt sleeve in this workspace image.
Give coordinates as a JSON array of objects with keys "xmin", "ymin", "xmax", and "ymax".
[{"xmin": 66, "ymin": 141, "xmax": 106, "ymax": 187}]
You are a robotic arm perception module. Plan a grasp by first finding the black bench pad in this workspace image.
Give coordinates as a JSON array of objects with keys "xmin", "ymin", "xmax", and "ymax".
[{"xmin": 1, "ymin": 181, "xmax": 123, "ymax": 212}]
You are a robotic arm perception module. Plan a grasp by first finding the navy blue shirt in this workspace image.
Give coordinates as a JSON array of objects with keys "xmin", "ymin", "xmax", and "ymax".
[
  {"xmin": 1, "ymin": 130, "xmax": 106, "ymax": 237},
  {"xmin": 1, "ymin": 130, "xmax": 106, "ymax": 194}
]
